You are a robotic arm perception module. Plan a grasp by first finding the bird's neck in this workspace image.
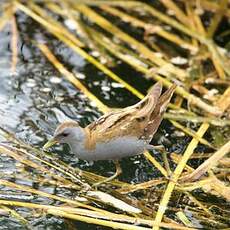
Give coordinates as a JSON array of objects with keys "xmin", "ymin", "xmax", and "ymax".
[{"xmin": 67, "ymin": 127, "xmax": 87, "ymax": 154}]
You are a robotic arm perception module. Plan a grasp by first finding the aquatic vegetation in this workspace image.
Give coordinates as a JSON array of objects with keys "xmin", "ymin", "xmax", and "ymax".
[{"xmin": 0, "ymin": 0, "xmax": 229, "ymax": 229}]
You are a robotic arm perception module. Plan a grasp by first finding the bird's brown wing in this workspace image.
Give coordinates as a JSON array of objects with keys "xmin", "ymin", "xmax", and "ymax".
[{"xmin": 84, "ymin": 82, "xmax": 176, "ymax": 150}]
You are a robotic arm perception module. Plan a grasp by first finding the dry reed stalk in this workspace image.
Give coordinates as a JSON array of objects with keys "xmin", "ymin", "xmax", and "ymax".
[
  {"xmin": 0, "ymin": 205, "xmax": 28, "ymax": 225},
  {"xmin": 160, "ymin": 0, "xmax": 190, "ymax": 25},
  {"xmin": 169, "ymin": 120, "xmax": 214, "ymax": 148},
  {"xmin": 117, "ymin": 179, "xmax": 166, "ymax": 194},
  {"xmin": 0, "ymin": 199, "xmax": 195, "ymax": 230},
  {"xmin": 178, "ymin": 0, "xmax": 230, "ymax": 17},
  {"xmin": 206, "ymin": 0, "xmax": 229, "ymax": 38},
  {"xmin": 176, "ymin": 211, "xmax": 193, "ymax": 227},
  {"xmin": 153, "ymin": 123, "xmax": 209, "ymax": 230},
  {"xmin": 183, "ymin": 192, "xmax": 213, "ymax": 216},
  {"xmin": 144, "ymin": 151, "xmax": 168, "ymax": 178},
  {"xmin": 28, "ymin": 3, "xmax": 145, "ymax": 99},
  {"xmin": 182, "ymin": 139, "xmax": 230, "ymax": 182},
  {"xmin": 164, "ymin": 113, "xmax": 230, "ymax": 126},
  {"xmin": 89, "ymin": 27, "xmax": 222, "ymax": 115},
  {"xmin": 74, "ymin": 4, "xmax": 187, "ymax": 81},
  {"xmin": 0, "ymin": 145, "xmax": 81, "ymax": 188},
  {"xmin": 0, "ymin": 179, "xmax": 117, "ymax": 213},
  {"xmin": 99, "ymin": 5, "xmax": 195, "ymax": 51},
  {"xmin": 15, "ymin": 2, "xmax": 84, "ymax": 47},
  {"xmin": 0, "ymin": 3, "xmax": 15, "ymax": 31},
  {"xmin": 160, "ymin": 0, "xmax": 228, "ymax": 79},
  {"xmin": 37, "ymin": 43, "xmax": 109, "ymax": 113}
]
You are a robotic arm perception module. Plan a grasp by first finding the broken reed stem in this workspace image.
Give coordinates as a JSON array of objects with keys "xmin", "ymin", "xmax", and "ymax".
[
  {"xmin": 99, "ymin": 5, "xmax": 195, "ymax": 51},
  {"xmin": 117, "ymin": 179, "xmax": 166, "ymax": 194},
  {"xmin": 182, "ymin": 139, "xmax": 230, "ymax": 182},
  {"xmin": 153, "ymin": 123, "xmax": 209, "ymax": 230},
  {"xmin": 74, "ymin": 4, "xmax": 187, "ymax": 81},
  {"xmin": 0, "ymin": 199, "xmax": 194, "ymax": 230},
  {"xmin": 169, "ymin": 120, "xmax": 214, "ymax": 148},
  {"xmin": 15, "ymin": 1, "xmax": 84, "ymax": 47},
  {"xmin": 206, "ymin": 0, "xmax": 228, "ymax": 38},
  {"xmin": 176, "ymin": 211, "xmax": 193, "ymax": 227},
  {"xmin": 164, "ymin": 112, "xmax": 230, "ymax": 126},
  {"xmin": 0, "ymin": 205, "xmax": 28, "ymax": 225},
  {"xmin": 0, "ymin": 179, "xmax": 107, "ymax": 213},
  {"xmin": 89, "ymin": 27, "xmax": 222, "ymax": 116},
  {"xmin": 0, "ymin": 145, "xmax": 80, "ymax": 189},
  {"xmin": 160, "ymin": 0, "xmax": 190, "ymax": 26}
]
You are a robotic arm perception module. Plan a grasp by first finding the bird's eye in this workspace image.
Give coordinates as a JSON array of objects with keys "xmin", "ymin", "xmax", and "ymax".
[{"xmin": 62, "ymin": 133, "xmax": 69, "ymax": 137}]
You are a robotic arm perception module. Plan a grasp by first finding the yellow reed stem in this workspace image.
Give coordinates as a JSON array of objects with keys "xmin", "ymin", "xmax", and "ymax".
[
  {"xmin": 26, "ymin": 2, "xmax": 144, "ymax": 100},
  {"xmin": 0, "ymin": 144, "xmax": 79, "ymax": 188},
  {"xmin": 160, "ymin": 0, "xmax": 190, "ymax": 25},
  {"xmin": 144, "ymin": 152, "xmax": 168, "ymax": 178},
  {"xmin": 15, "ymin": 1, "xmax": 84, "ymax": 47},
  {"xmin": 74, "ymin": 4, "xmax": 187, "ymax": 81},
  {"xmin": 100, "ymin": 5, "xmax": 195, "ymax": 51},
  {"xmin": 0, "ymin": 199, "xmax": 194, "ymax": 230},
  {"xmin": 183, "ymin": 191, "xmax": 213, "ymax": 216},
  {"xmin": 169, "ymin": 120, "xmax": 214, "ymax": 148},
  {"xmin": 153, "ymin": 123, "xmax": 209, "ymax": 230},
  {"xmin": 206, "ymin": 0, "xmax": 229, "ymax": 38},
  {"xmin": 182, "ymin": 139, "xmax": 230, "ymax": 182},
  {"xmin": 0, "ymin": 179, "xmax": 107, "ymax": 213},
  {"xmin": 0, "ymin": 4, "xmax": 14, "ymax": 31}
]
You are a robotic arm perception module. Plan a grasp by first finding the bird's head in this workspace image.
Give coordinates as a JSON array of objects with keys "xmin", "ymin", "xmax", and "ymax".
[{"xmin": 43, "ymin": 120, "xmax": 84, "ymax": 149}]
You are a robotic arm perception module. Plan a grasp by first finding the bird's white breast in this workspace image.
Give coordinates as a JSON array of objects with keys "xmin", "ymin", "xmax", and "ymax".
[{"xmin": 69, "ymin": 136, "xmax": 147, "ymax": 161}]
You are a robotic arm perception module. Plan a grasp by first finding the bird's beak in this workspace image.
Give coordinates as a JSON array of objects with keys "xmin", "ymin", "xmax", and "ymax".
[{"xmin": 43, "ymin": 138, "xmax": 58, "ymax": 150}]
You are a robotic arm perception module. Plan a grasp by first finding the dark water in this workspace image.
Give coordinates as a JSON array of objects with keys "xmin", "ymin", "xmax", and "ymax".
[{"xmin": 0, "ymin": 5, "xmax": 229, "ymax": 230}]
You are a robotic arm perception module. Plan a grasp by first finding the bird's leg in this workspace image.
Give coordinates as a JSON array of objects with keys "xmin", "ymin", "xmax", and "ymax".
[
  {"xmin": 146, "ymin": 144, "xmax": 164, "ymax": 152},
  {"xmin": 92, "ymin": 160, "xmax": 122, "ymax": 188}
]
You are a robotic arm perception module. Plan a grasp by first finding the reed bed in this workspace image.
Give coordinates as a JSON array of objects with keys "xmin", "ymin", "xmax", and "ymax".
[{"xmin": 0, "ymin": 0, "xmax": 229, "ymax": 229}]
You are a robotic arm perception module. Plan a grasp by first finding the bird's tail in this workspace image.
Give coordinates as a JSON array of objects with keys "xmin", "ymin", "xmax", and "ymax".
[{"xmin": 143, "ymin": 83, "xmax": 177, "ymax": 140}]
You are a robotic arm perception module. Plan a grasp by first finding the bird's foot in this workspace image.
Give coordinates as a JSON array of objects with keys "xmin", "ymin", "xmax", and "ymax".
[
  {"xmin": 92, "ymin": 173, "xmax": 120, "ymax": 188},
  {"xmin": 146, "ymin": 144, "xmax": 165, "ymax": 152},
  {"xmin": 92, "ymin": 160, "xmax": 122, "ymax": 188}
]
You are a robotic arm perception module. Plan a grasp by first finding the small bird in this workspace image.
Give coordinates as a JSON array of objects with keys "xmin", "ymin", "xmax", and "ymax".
[{"xmin": 44, "ymin": 82, "xmax": 176, "ymax": 186}]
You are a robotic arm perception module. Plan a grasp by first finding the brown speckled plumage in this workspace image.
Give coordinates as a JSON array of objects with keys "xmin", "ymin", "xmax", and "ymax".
[
  {"xmin": 83, "ymin": 82, "xmax": 176, "ymax": 151},
  {"xmin": 45, "ymin": 82, "xmax": 176, "ymax": 161}
]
